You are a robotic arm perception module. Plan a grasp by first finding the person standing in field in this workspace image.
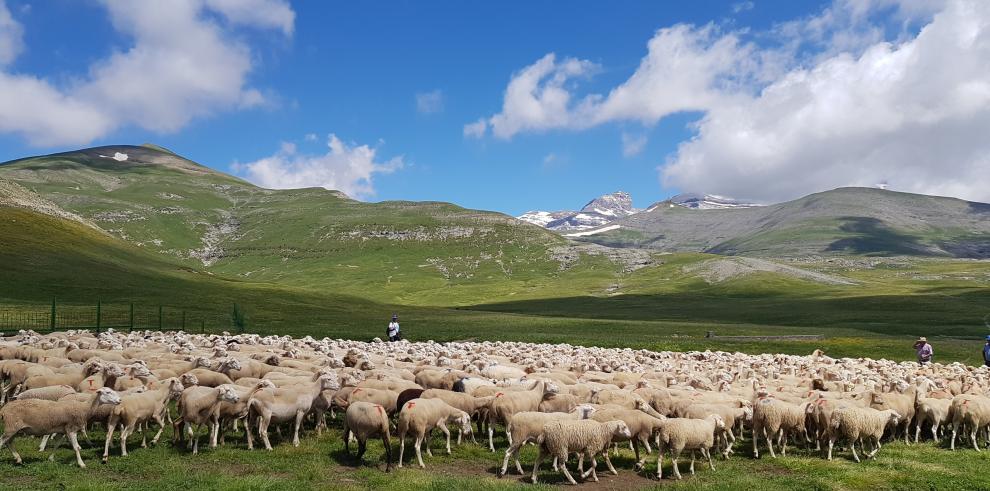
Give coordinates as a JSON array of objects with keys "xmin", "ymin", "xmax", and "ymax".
[
  {"xmin": 914, "ymin": 336, "xmax": 933, "ymax": 365},
  {"xmin": 387, "ymin": 314, "xmax": 401, "ymax": 342},
  {"xmin": 983, "ymin": 336, "xmax": 990, "ymax": 368}
]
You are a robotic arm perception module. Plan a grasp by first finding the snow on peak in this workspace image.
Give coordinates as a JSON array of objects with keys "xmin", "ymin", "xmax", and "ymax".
[
  {"xmin": 667, "ymin": 193, "xmax": 761, "ymax": 210},
  {"xmin": 517, "ymin": 191, "xmax": 640, "ymax": 232}
]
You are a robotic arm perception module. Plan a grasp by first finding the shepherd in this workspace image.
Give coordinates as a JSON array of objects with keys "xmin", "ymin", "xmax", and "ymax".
[
  {"xmin": 387, "ymin": 314, "xmax": 402, "ymax": 342},
  {"xmin": 914, "ymin": 336, "xmax": 933, "ymax": 365}
]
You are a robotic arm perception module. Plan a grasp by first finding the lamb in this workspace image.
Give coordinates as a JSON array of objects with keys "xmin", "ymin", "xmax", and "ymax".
[
  {"xmin": 950, "ymin": 394, "xmax": 990, "ymax": 451},
  {"xmin": 396, "ymin": 398, "xmax": 472, "ymax": 468},
  {"xmin": 530, "ymin": 419, "xmax": 632, "ymax": 485},
  {"xmin": 655, "ymin": 414, "xmax": 726, "ymax": 480},
  {"xmin": 828, "ymin": 406, "xmax": 900, "ymax": 462},
  {"xmin": 13, "ymin": 384, "xmax": 76, "ymax": 402},
  {"xmin": 751, "ymin": 395, "xmax": 810, "ymax": 458},
  {"xmin": 915, "ymin": 397, "xmax": 952, "ymax": 443},
  {"xmin": 0, "ymin": 387, "xmax": 121, "ymax": 467},
  {"xmin": 102, "ymin": 378, "xmax": 185, "ymax": 461},
  {"xmin": 342, "ymin": 401, "xmax": 393, "ymax": 472},
  {"xmin": 175, "ymin": 384, "xmax": 241, "ymax": 454},
  {"xmin": 498, "ymin": 405, "xmax": 595, "ymax": 477}
]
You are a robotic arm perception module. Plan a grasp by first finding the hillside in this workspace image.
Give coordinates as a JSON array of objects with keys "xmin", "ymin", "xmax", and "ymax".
[{"xmin": 580, "ymin": 187, "xmax": 990, "ymax": 258}]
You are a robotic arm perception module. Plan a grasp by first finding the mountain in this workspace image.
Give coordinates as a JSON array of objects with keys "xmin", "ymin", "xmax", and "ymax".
[
  {"xmin": 579, "ymin": 187, "xmax": 990, "ymax": 258},
  {"xmin": 0, "ymin": 145, "xmax": 633, "ymax": 307},
  {"xmin": 662, "ymin": 193, "xmax": 762, "ymax": 210},
  {"xmin": 517, "ymin": 191, "xmax": 638, "ymax": 231}
]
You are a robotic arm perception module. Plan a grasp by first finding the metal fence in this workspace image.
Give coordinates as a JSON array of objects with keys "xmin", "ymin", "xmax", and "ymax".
[{"xmin": 0, "ymin": 298, "xmax": 245, "ymax": 335}]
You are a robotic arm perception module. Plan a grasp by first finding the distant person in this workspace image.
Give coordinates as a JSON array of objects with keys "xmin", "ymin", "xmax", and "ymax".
[
  {"xmin": 387, "ymin": 314, "xmax": 401, "ymax": 342},
  {"xmin": 914, "ymin": 336, "xmax": 933, "ymax": 365},
  {"xmin": 983, "ymin": 336, "xmax": 990, "ymax": 368}
]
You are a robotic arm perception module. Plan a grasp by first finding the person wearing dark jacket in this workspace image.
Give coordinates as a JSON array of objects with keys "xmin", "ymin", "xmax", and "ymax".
[{"xmin": 983, "ymin": 336, "xmax": 990, "ymax": 368}]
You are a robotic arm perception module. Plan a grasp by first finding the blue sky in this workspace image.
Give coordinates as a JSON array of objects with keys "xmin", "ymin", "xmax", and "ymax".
[{"xmin": 1, "ymin": 0, "xmax": 988, "ymax": 215}]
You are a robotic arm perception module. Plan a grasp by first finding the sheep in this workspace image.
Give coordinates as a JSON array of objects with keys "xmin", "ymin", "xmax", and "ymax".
[
  {"xmin": 0, "ymin": 387, "xmax": 121, "ymax": 467},
  {"xmin": 175, "ymin": 384, "xmax": 241, "ymax": 454},
  {"xmin": 184, "ymin": 358, "xmax": 241, "ymax": 387},
  {"xmin": 530, "ymin": 419, "xmax": 632, "ymax": 485},
  {"xmin": 655, "ymin": 414, "xmax": 727, "ymax": 480},
  {"xmin": 751, "ymin": 395, "xmax": 810, "ymax": 458},
  {"xmin": 950, "ymin": 394, "xmax": 990, "ymax": 451},
  {"xmin": 396, "ymin": 398, "xmax": 473, "ymax": 468},
  {"xmin": 13, "ymin": 384, "xmax": 76, "ymax": 402},
  {"xmin": 345, "ymin": 387, "xmax": 399, "ymax": 415},
  {"xmin": 342, "ymin": 401, "xmax": 393, "ymax": 472},
  {"xmin": 498, "ymin": 405, "xmax": 595, "ymax": 477},
  {"xmin": 487, "ymin": 380, "xmax": 559, "ymax": 451},
  {"xmin": 866, "ymin": 386, "xmax": 916, "ymax": 444},
  {"xmin": 680, "ymin": 403, "xmax": 751, "ymax": 457},
  {"xmin": 915, "ymin": 397, "xmax": 952, "ymax": 443},
  {"xmin": 591, "ymin": 407, "xmax": 667, "ymax": 470},
  {"xmin": 421, "ymin": 388, "xmax": 494, "ymax": 444},
  {"xmin": 246, "ymin": 374, "xmax": 341, "ymax": 450},
  {"xmin": 216, "ymin": 381, "xmax": 276, "ymax": 446},
  {"xmin": 828, "ymin": 407, "xmax": 900, "ymax": 462},
  {"xmin": 102, "ymin": 378, "xmax": 185, "ymax": 461}
]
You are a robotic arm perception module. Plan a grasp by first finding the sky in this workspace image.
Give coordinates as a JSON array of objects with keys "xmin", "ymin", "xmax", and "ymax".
[{"xmin": 0, "ymin": 0, "xmax": 989, "ymax": 216}]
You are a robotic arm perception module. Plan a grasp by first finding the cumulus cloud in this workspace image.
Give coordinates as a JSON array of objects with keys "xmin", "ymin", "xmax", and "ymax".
[
  {"xmin": 0, "ymin": 0, "xmax": 293, "ymax": 146},
  {"xmin": 473, "ymin": 0, "xmax": 990, "ymax": 203},
  {"xmin": 204, "ymin": 0, "xmax": 295, "ymax": 36},
  {"xmin": 236, "ymin": 134, "xmax": 404, "ymax": 199},
  {"xmin": 415, "ymin": 89, "xmax": 444, "ymax": 114},
  {"xmin": 664, "ymin": 0, "xmax": 990, "ymax": 203},
  {"xmin": 463, "ymin": 118, "xmax": 487, "ymax": 138},
  {"xmin": 0, "ymin": 0, "xmax": 23, "ymax": 66},
  {"xmin": 733, "ymin": 1, "xmax": 755, "ymax": 13}
]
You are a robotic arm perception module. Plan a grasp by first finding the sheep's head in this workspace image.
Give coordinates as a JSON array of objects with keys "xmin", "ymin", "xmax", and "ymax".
[
  {"xmin": 455, "ymin": 411, "xmax": 472, "ymax": 436},
  {"xmin": 318, "ymin": 374, "xmax": 341, "ymax": 391},
  {"xmin": 181, "ymin": 373, "xmax": 200, "ymax": 387},
  {"xmin": 220, "ymin": 357, "xmax": 243, "ymax": 372},
  {"xmin": 97, "ymin": 387, "xmax": 122, "ymax": 406},
  {"xmin": 217, "ymin": 385, "xmax": 240, "ymax": 403},
  {"xmin": 167, "ymin": 378, "xmax": 185, "ymax": 398},
  {"xmin": 611, "ymin": 421, "xmax": 632, "ymax": 439},
  {"xmin": 710, "ymin": 414, "xmax": 727, "ymax": 430},
  {"xmin": 887, "ymin": 410, "xmax": 902, "ymax": 427},
  {"xmin": 576, "ymin": 404, "xmax": 596, "ymax": 419},
  {"xmin": 194, "ymin": 356, "xmax": 212, "ymax": 368}
]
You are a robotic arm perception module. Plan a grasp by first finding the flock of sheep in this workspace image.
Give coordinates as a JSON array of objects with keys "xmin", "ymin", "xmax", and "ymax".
[{"xmin": 2, "ymin": 329, "xmax": 990, "ymax": 484}]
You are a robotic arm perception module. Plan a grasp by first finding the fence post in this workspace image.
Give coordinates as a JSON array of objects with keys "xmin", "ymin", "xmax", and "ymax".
[
  {"xmin": 50, "ymin": 296, "xmax": 56, "ymax": 331},
  {"xmin": 158, "ymin": 306, "xmax": 163, "ymax": 330},
  {"xmin": 129, "ymin": 303, "xmax": 134, "ymax": 332},
  {"xmin": 96, "ymin": 300, "xmax": 101, "ymax": 333}
]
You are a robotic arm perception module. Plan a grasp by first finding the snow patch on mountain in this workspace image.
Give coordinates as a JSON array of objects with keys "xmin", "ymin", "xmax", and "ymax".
[
  {"xmin": 517, "ymin": 191, "xmax": 638, "ymax": 231},
  {"xmin": 667, "ymin": 193, "xmax": 762, "ymax": 210}
]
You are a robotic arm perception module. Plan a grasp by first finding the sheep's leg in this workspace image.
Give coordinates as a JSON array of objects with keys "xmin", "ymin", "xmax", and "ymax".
[
  {"xmin": 292, "ymin": 411, "xmax": 304, "ymax": 447},
  {"xmin": 260, "ymin": 416, "xmax": 273, "ymax": 451},
  {"xmin": 121, "ymin": 424, "xmax": 132, "ymax": 456},
  {"xmin": 827, "ymin": 436, "xmax": 834, "ymax": 461},
  {"xmin": 603, "ymin": 449, "xmax": 619, "ymax": 476},
  {"xmin": 437, "ymin": 421, "xmax": 452, "ymax": 454},
  {"xmin": 102, "ymin": 423, "xmax": 116, "ymax": 462},
  {"xmin": 47, "ymin": 433, "xmax": 65, "ymax": 461},
  {"xmin": 656, "ymin": 447, "xmax": 664, "ymax": 480},
  {"xmin": 752, "ymin": 425, "xmax": 760, "ymax": 458},
  {"xmin": 704, "ymin": 447, "xmax": 715, "ymax": 471},
  {"xmin": 69, "ymin": 431, "xmax": 85, "ymax": 468},
  {"xmin": 398, "ymin": 433, "xmax": 406, "ymax": 468},
  {"xmin": 414, "ymin": 435, "xmax": 425, "ymax": 468},
  {"xmin": 850, "ymin": 438, "xmax": 860, "ymax": 463},
  {"xmin": 193, "ymin": 424, "xmax": 202, "ymax": 454},
  {"xmin": 356, "ymin": 438, "xmax": 367, "ymax": 461},
  {"xmin": 39, "ymin": 433, "xmax": 51, "ymax": 452},
  {"xmin": 559, "ymin": 455, "xmax": 578, "ymax": 485},
  {"xmin": 1, "ymin": 433, "xmax": 22, "ymax": 465},
  {"xmin": 915, "ymin": 422, "xmax": 922, "ymax": 443},
  {"xmin": 671, "ymin": 449, "xmax": 683, "ymax": 480},
  {"xmin": 689, "ymin": 450, "xmax": 696, "ymax": 475},
  {"xmin": 245, "ymin": 417, "xmax": 255, "ymax": 450},
  {"xmin": 971, "ymin": 427, "xmax": 980, "ymax": 452},
  {"xmin": 530, "ymin": 447, "xmax": 545, "ymax": 484},
  {"xmin": 932, "ymin": 423, "xmax": 939, "ymax": 441},
  {"xmin": 779, "ymin": 428, "xmax": 788, "ymax": 456},
  {"xmin": 586, "ymin": 451, "xmax": 600, "ymax": 482},
  {"xmin": 766, "ymin": 427, "xmax": 777, "ymax": 458},
  {"xmin": 867, "ymin": 436, "xmax": 880, "ymax": 458},
  {"xmin": 632, "ymin": 438, "xmax": 644, "ymax": 470},
  {"xmin": 499, "ymin": 441, "xmax": 521, "ymax": 477},
  {"xmin": 951, "ymin": 421, "xmax": 958, "ymax": 450},
  {"xmin": 487, "ymin": 423, "xmax": 495, "ymax": 452},
  {"xmin": 151, "ymin": 414, "xmax": 166, "ymax": 445}
]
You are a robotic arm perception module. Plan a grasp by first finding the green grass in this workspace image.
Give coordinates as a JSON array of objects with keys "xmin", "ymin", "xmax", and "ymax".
[{"xmin": 2, "ymin": 415, "xmax": 990, "ymax": 490}]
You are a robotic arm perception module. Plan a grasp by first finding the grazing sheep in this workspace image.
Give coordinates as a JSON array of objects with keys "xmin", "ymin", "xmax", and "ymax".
[
  {"xmin": 655, "ymin": 414, "xmax": 726, "ymax": 480},
  {"xmin": 828, "ymin": 407, "xmax": 900, "ymax": 462},
  {"xmin": 530, "ymin": 419, "xmax": 632, "ymax": 485},
  {"xmin": 397, "ymin": 398, "xmax": 472, "ymax": 468},
  {"xmin": 342, "ymin": 401, "xmax": 393, "ymax": 471},
  {"xmin": 915, "ymin": 397, "xmax": 952, "ymax": 443},
  {"xmin": 0, "ymin": 387, "xmax": 121, "ymax": 467}
]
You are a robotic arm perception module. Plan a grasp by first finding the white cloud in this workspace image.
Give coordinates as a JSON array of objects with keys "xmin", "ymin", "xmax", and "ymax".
[
  {"xmin": 415, "ymin": 89, "xmax": 444, "ymax": 114},
  {"xmin": 304, "ymin": 133, "xmax": 318, "ymax": 142},
  {"xmin": 203, "ymin": 0, "xmax": 294, "ymax": 36},
  {"xmin": 0, "ymin": 0, "xmax": 23, "ymax": 66},
  {"xmin": 236, "ymin": 134, "xmax": 404, "ymax": 199},
  {"xmin": 473, "ymin": 0, "xmax": 990, "ymax": 203},
  {"xmin": 621, "ymin": 132, "xmax": 647, "ymax": 157},
  {"xmin": 733, "ymin": 1, "xmax": 755, "ymax": 13},
  {"xmin": 463, "ymin": 117, "xmax": 487, "ymax": 138},
  {"xmin": 0, "ymin": 0, "xmax": 293, "ymax": 146},
  {"xmin": 663, "ymin": 0, "xmax": 990, "ymax": 203}
]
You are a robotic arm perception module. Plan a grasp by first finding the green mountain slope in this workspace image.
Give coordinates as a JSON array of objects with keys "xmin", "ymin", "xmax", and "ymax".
[
  {"xmin": 0, "ymin": 145, "xmax": 632, "ymax": 305},
  {"xmin": 584, "ymin": 187, "xmax": 990, "ymax": 258}
]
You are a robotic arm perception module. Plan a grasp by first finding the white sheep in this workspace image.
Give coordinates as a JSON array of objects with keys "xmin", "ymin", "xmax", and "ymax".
[
  {"xmin": 176, "ymin": 384, "xmax": 241, "ymax": 454},
  {"xmin": 0, "ymin": 387, "xmax": 121, "ymax": 467},
  {"xmin": 915, "ymin": 397, "xmax": 952, "ymax": 443},
  {"xmin": 13, "ymin": 384, "xmax": 76, "ymax": 402},
  {"xmin": 530, "ymin": 419, "xmax": 631, "ymax": 485},
  {"xmin": 397, "ymin": 398, "xmax": 472, "ymax": 468},
  {"xmin": 751, "ymin": 395, "xmax": 809, "ymax": 458},
  {"xmin": 497, "ymin": 405, "xmax": 595, "ymax": 477},
  {"xmin": 102, "ymin": 378, "xmax": 185, "ymax": 461},
  {"xmin": 827, "ymin": 406, "xmax": 900, "ymax": 462},
  {"xmin": 655, "ymin": 414, "xmax": 726, "ymax": 480},
  {"xmin": 342, "ymin": 401, "xmax": 393, "ymax": 471},
  {"xmin": 950, "ymin": 395, "xmax": 990, "ymax": 451}
]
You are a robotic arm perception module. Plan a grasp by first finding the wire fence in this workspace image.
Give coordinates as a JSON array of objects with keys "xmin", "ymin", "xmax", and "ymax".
[{"xmin": 0, "ymin": 298, "xmax": 245, "ymax": 336}]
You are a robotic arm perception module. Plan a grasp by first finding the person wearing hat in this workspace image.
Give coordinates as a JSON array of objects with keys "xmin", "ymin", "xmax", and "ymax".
[
  {"xmin": 387, "ymin": 314, "xmax": 401, "ymax": 342},
  {"xmin": 914, "ymin": 337, "xmax": 932, "ymax": 365},
  {"xmin": 983, "ymin": 336, "xmax": 990, "ymax": 368}
]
